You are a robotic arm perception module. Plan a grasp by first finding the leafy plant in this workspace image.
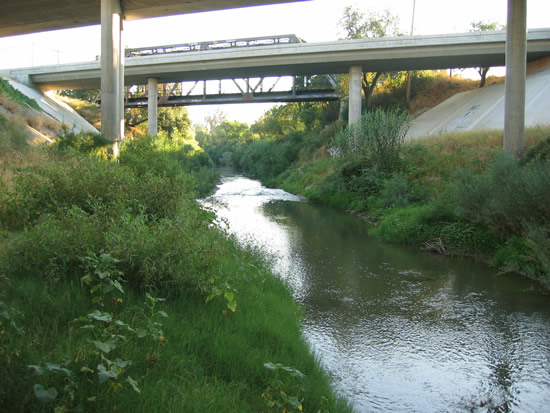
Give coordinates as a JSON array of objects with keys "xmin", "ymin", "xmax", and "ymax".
[{"xmin": 262, "ymin": 362, "xmax": 307, "ymax": 412}]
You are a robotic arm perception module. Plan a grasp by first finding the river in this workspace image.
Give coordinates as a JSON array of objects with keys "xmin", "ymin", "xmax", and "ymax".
[{"xmin": 202, "ymin": 175, "xmax": 550, "ymax": 412}]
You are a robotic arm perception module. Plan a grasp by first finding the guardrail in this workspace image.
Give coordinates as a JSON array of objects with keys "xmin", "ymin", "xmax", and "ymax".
[{"xmin": 125, "ymin": 34, "xmax": 304, "ymax": 58}]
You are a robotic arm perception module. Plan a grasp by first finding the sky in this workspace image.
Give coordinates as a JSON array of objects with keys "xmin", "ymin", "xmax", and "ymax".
[{"xmin": 0, "ymin": 0, "xmax": 548, "ymax": 126}]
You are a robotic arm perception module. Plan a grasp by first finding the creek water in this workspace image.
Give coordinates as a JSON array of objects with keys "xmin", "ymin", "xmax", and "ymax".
[{"xmin": 201, "ymin": 175, "xmax": 550, "ymax": 412}]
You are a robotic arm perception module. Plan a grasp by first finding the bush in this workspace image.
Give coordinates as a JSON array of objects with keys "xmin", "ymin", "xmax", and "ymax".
[
  {"xmin": 524, "ymin": 224, "xmax": 550, "ymax": 287},
  {"xmin": 54, "ymin": 131, "xmax": 112, "ymax": 157},
  {"xmin": 450, "ymin": 153, "xmax": 550, "ymax": 238},
  {"xmin": 379, "ymin": 174, "xmax": 415, "ymax": 208},
  {"xmin": 372, "ymin": 204, "xmax": 453, "ymax": 245},
  {"xmin": 119, "ymin": 136, "xmax": 217, "ymax": 197},
  {"xmin": 0, "ymin": 150, "xmax": 195, "ymax": 230},
  {"xmin": 520, "ymin": 135, "xmax": 550, "ymax": 166},
  {"xmin": 493, "ymin": 236, "xmax": 543, "ymax": 279}
]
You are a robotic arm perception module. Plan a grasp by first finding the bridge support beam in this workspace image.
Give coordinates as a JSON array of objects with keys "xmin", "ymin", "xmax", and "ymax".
[
  {"xmin": 349, "ymin": 66, "xmax": 362, "ymax": 126},
  {"xmin": 100, "ymin": 0, "xmax": 124, "ymax": 155},
  {"xmin": 504, "ymin": 0, "xmax": 527, "ymax": 158},
  {"xmin": 147, "ymin": 77, "xmax": 158, "ymax": 136}
]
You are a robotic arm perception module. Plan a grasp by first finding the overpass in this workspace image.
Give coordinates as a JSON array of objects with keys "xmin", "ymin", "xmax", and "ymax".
[
  {"xmin": 0, "ymin": 0, "xmax": 543, "ymax": 157},
  {"xmin": 0, "ymin": 0, "xmax": 306, "ymax": 154},
  {"xmin": 6, "ymin": 30, "xmax": 550, "ymax": 89},
  {"xmin": 0, "ymin": 0, "xmax": 305, "ymax": 37},
  {"xmin": 4, "ymin": 28, "xmax": 550, "ymax": 135}
]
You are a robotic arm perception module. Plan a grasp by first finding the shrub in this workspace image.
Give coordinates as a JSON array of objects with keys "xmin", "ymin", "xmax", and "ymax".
[
  {"xmin": 54, "ymin": 131, "xmax": 112, "ymax": 157},
  {"xmin": 450, "ymin": 153, "xmax": 550, "ymax": 238},
  {"xmin": 437, "ymin": 221, "xmax": 498, "ymax": 256},
  {"xmin": 379, "ymin": 174, "xmax": 414, "ymax": 208},
  {"xmin": 119, "ymin": 136, "xmax": 217, "ymax": 197},
  {"xmin": 520, "ymin": 135, "xmax": 550, "ymax": 166},
  {"xmin": 0, "ymin": 150, "xmax": 195, "ymax": 230},
  {"xmin": 493, "ymin": 236, "xmax": 544, "ymax": 279},
  {"xmin": 522, "ymin": 224, "xmax": 550, "ymax": 287}
]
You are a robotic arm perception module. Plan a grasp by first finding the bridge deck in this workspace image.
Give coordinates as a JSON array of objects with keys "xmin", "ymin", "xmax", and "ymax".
[{"xmin": 4, "ymin": 29, "xmax": 550, "ymax": 91}]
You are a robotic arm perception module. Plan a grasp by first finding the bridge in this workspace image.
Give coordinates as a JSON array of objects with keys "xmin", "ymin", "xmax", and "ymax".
[
  {"xmin": 7, "ymin": 30, "xmax": 550, "ymax": 89},
  {"xmin": 122, "ymin": 34, "xmax": 339, "ymax": 107},
  {"xmin": 0, "ymin": 0, "xmax": 305, "ymax": 155},
  {"xmin": 0, "ymin": 0, "xmax": 545, "ymax": 157},
  {"xmin": 4, "ymin": 29, "xmax": 550, "ymax": 133}
]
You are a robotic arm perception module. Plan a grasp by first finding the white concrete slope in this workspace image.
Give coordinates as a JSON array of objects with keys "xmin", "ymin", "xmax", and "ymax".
[
  {"xmin": 2, "ymin": 77, "xmax": 98, "ymax": 134},
  {"xmin": 407, "ymin": 58, "xmax": 550, "ymax": 139}
]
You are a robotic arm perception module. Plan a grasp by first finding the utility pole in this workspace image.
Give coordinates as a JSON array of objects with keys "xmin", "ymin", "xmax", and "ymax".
[{"xmin": 405, "ymin": 0, "xmax": 416, "ymax": 104}]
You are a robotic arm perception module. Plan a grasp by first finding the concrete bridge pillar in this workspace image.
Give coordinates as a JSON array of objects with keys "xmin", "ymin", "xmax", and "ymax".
[
  {"xmin": 349, "ymin": 66, "xmax": 362, "ymax": 126},
  {"xmin": 504, "ymin": 0, "xmax": 527, "ymax": 158},
  {"xmin": 101, "ymin": 0, "xmax": 124, "ymax": 155},
  {"xmin": 147, "ymin": 77, "xmax": 159, "ymax": 136}
]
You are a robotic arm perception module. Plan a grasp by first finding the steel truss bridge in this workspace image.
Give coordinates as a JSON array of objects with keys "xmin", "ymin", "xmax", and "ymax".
[{"xmin": 123, "ymin": 34, "xmax": 339, "ymax": 107}]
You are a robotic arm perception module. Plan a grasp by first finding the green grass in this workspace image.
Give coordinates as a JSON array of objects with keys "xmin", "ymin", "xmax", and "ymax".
[
  {"xmin": 0, "ymin": 77, "xmax": 41, "ymax": 111},
  {"xmin": 0, "ymin": 114, "xmax": 351, "ymax": 412},
  {"xmin": 1, "ymin": 249, "xmax": 349, "ymax": 412}
]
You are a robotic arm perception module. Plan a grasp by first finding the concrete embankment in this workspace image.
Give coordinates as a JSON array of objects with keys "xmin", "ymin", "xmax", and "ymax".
[
  {"xmin": 1, "ymin": 76, "xmax": 98, "ymax": 135},
  {"xmin": 407, "ymin": 58, "xmax": 550, "ymax": 139}
]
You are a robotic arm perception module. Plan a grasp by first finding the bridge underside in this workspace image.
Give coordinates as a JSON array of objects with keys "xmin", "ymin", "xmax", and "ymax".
[
  {"xmin": 0, "ymin": 0, "xmax": 305, "ymax": 37},
  {"xmin": 125, "ymin": 89, "xmax": 339, "ymax": 107}
]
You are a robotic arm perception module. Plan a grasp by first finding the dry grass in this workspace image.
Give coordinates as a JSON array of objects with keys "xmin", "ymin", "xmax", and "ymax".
[
  {"xmin": 0, "ymin": 145, "xmax": 51, "ymax": 191},
  {"xmin": 0, "ymin": 93, "xmax": 22, "ymax": 114},
  {"xmin": 1, "ymin": 93, "xmax": 61, "ymax": 138},
  {"xmin": 418, "ymin": 125, "xmax": 550, "ymax": 154},
  {"xmin": 405, "ymin": 126, "xmax": 550, "ymax": 180},
  {"xmin": 409, "ymin": 73, "xmax": 505, "ymax": 116},
  {"xmin": 56, "ymin": 94, "xmax": 101, "ymax": 128}
]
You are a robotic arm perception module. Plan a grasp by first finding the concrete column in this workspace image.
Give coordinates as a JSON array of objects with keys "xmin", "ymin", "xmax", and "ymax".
[
  {"xmin": 100, "ymin": 0, "xmax": 124, "ymax": 154},
  {"xmin": 119, "ymin": 20, "xmax": 125, "ymax": 141},
  {"xmin": 504, "ymin": 0, "xmax": 527, "ymax": 158},
  {"xmin": 349, "ymin": 65, "xmax": 363, "ymax": 126},
  {"xmin": 147, "ymin": 77, "xmax": 158, "ymax": 136}
]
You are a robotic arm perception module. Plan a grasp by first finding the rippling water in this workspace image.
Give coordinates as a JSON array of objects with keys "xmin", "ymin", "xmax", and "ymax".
[{"xmin": 202, "ymin": 175, "xmax": 550, "ymax": 412}]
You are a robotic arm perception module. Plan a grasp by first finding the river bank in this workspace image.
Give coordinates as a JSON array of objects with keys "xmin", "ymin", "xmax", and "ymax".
[
  {"xmin": 0, "ymin": 129, "xmax": 352, "ymax": 411},
  {"xmin": 261, "ymin": 127, "xmax": 550, "ymax": 290}
]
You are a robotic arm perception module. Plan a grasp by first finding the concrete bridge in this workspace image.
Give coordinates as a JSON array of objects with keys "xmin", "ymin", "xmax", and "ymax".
[
  {"xmin": 0, "ymin": 0, "xmax": 545, "ymax": 157},
  {"xmin": 6, "ymin": 29, "xmax": 550, "ymax": 89},
  {"xmin": 4, "ymin": 28, "xmax": 550, "ymax": 134}
]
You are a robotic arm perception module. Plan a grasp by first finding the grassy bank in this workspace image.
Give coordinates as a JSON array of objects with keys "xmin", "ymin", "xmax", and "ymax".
[
  {"xmin": 0, "ymin": 122, "xmax": 351, "ymax": 411},
  {"xmin": 273, "ymin": 125, "xmax": 550, "ymax": 288}
]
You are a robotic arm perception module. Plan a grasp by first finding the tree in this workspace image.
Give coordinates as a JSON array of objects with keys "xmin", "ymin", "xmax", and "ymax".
[
  {"xmin": 338, "ymin": 6, "xmax": 402, "ymax": 107},
  {"xmin": 469, "ymin": 21, "xmax": 505, "ymax": 87},
  {"xmin": 212, "ymin": 120, "xmax": 253, "ymax": 145},
  {"xmin": 58, "ymin": 88, "xmax": 100, "ymax": 102},
  {"xmin": 126, "ymin": 106, "xmax": 192, "ymax": 140},
  {"xmin": 204, "ymin": 108, "xmax": 227, "ymax": 134},
  {"xmin": 157, "ymin": 106, "xmax": 192, "ymax": 140}
]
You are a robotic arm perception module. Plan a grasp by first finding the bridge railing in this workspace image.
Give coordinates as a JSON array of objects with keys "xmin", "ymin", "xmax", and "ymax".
[{"xmin": 125, "ymin": 34, "xmax": 304, "ymax": 58}]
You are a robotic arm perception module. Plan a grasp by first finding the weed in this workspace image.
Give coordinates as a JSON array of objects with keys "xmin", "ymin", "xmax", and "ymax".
[
  {"xmin": 331, "ymin": 108, "xmax": 411, "ymax": 172},
  {"xmin": 262, "ymin": 362, "xmax": 306, "ymax": 412}
]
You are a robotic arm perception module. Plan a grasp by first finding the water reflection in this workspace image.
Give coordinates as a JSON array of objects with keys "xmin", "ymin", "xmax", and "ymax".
[{"xmin": 204, "ymin": 176, "xmax": 550, "ymax": 412}]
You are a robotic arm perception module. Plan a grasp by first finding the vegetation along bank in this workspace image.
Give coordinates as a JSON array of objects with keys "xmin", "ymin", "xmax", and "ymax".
[
  {"xmin": 201, "ymin": 69, "xmax": 550, "ymax": 290},
  {"xmin": 0, "ymin": 79, "xmax": 352, "ymax": 412}
]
